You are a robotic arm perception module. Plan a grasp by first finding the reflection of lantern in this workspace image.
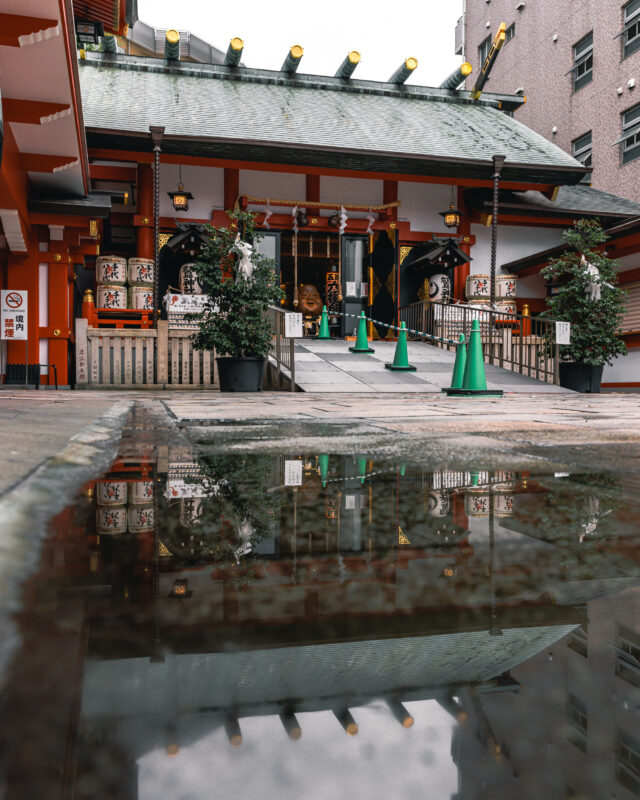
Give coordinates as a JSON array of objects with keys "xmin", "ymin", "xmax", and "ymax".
[
  {"xmin": 180, "ymin": 498, "xmax": 204, "ymax": 527},
  {"xmin": 171, "ymin": 578, "xmax": 189, "ymax": 597},
  {"xmin": 493, "ymin": 492, "xmax": 514, "ymax": 517},
  {"xmin": 464, "ymin": 488, "xmax": 490, "ymax": 517},
  {"xmin": 426, "ymin": 491, "xmax": 450, "ymax": 518}
]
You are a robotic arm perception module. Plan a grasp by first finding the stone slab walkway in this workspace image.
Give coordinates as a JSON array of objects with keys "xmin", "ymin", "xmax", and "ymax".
[{"xmin": 293, "ymin": 339, "xmax": 570, "ymax": 394}]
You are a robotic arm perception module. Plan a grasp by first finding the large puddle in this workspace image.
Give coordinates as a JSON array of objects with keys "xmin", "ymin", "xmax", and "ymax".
[{"xmin": 2, "ymin": 425, "xmax": 640, "ymax": 799}]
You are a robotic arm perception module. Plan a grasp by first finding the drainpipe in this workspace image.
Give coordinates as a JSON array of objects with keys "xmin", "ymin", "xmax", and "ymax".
[
  {"xmin": 149, "ymin": 126, "xmax": 165, "ymax": 326},
  {"xmin": 489, "ymin": 155, "xmax": 506, "ymax": 307}
]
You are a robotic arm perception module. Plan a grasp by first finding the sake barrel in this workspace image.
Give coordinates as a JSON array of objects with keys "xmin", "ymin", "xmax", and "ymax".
[
  {"xmin": 464, "ymin": 489, "xmax": 490, "ymax": 517},
  {"xmin": 96, "ymin": 256, "xmax": 127, "ymax": 286},
  {"xmin": 466, "ymin": 274, "xmax": 491, "ymax": 301},
  {"xmin": 129, "ymin": 480, "xmax": 155, "ymax": 505},
  {"xmin": 493, "ymin": 492, "xmax": 515, "ymax": 517},
  {"xmin": 96, "ymin": 506, "xmax": 127, "ymax": 535},
  {"xmin": 97, "ymin": 285, "xmax": 127, "ymax": 310},
  {"xmin": 128, "ymin": 504, "xmax": 156, "ymax": 534},
  {"xmin": 179, "ymin": 263, "xmax": 202, "ymax": 295},
  {"xmin": 496, "ymin": 274, "xmax": 518, "ymax": 298},
  {"xmin": 96, "ymin": 479, "xmax": 128, "ymax": 506},
  {"xmin": 128, "ymin": 258, "xmax": 156, "ymax": 286},
  {"xmin": 129, "ymin": 286, "xmax": 154, "ymax": 310},
  {"xmin": 495, "ymin": 299, "xmax": 517, "ymax": 319},
  {"xmin": 428, "ymin": 273, "xmax": 452, "ymax": 303},
  {"xmin": 426, "ymin": 490, "xmax": 450, "ymax": 518}
]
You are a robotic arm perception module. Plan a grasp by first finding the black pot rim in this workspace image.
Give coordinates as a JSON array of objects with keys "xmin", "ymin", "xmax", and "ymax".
[{"xmin": 215, "ymin": 356, "xmax": 266, "ymax": 362}]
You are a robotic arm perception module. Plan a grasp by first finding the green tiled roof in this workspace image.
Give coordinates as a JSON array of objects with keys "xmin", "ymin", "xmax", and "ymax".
[{"xmin": 79, "ymin": 57, "xmax": 588, "ymax": 184}]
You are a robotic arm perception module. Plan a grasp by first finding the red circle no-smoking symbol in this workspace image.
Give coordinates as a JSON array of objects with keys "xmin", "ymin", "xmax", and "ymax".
[{"xmin": 6, "ymin": 292, "xmax": 23, "ymax": 309}]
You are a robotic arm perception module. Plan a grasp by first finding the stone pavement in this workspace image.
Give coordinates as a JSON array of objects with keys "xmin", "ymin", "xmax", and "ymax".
[{"xmin": 293, "ymin": 339, "xmax": 569, "ymax": 393}]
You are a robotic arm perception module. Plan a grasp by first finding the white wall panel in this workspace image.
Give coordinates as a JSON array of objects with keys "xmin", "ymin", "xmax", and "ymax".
[
  {"xmin": 603, "ymin": 347, "xmax": 640, "ymax": 384},
  {"xmin": 39, "ymin": 264, "xmax": 48, "ymax": 327},
  {"xmin": 159, "ymin": 165, "xmax": 224, "ymax": 218},
  {"xmin": 398, "ymin": 182, "xmax": 452, "ymax": 232}
]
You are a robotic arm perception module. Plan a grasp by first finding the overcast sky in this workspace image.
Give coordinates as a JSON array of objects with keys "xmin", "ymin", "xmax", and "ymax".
[{"xmin": 137, "ymin": 0, "xmax": 464, "ymax": 86}]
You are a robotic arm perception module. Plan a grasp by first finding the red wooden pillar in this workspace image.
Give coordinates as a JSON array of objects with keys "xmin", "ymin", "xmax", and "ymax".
[
  {"xmin": 454, "ymin": 186, "xmax": 471, "ymax": 301},
  {"xmin": 306, "ymin": 174, "xmax": 320, "ymax": 202},
  {"xmin": 224, "ymin": 168, "xmax": 239, "ymax": 213},
  {"xmin": 383, "ymin": 180, "xmax": 398, "ymax": 221},
  {"xmin": 137, "ymin": 164, "xmax": 154, "ymax": 259},
  {"xmin": 6, "ymin": 229, "xmax": 39, "ymax": 374},
  {"xmin": 47, "ymin": 233, "xmax": 71, "ymax": 386}
]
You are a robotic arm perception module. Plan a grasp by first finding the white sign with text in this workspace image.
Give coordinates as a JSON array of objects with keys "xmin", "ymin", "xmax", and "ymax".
[
  {"xmin": 284, "ymin": 460, "xmax": 302, "ymax": 486},
  {"xmin": 555, "ymin": 321, "xmax": 571, "ymax": 345},
  {"xmin": 1, "ymin": 290, "xmax": 28, "ymax": 340},
  {"xmin": 284, "ymin": 312, "xmax": 303, "ymax": 338}
]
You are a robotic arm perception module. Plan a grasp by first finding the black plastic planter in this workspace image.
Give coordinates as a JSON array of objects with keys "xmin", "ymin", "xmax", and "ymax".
[
  {"xmin": 216, "ymin": 357, "xmax": 265, "ymax": 392},
  {"xmin": 558, "ymin": 363, "xmax": 604, "ymax": 393}
]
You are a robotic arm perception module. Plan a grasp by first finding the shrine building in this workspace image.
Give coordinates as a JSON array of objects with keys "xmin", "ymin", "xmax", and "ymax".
[{"xmin": 1, "ymin": 0, "xmax": 640, "ymax": 389}]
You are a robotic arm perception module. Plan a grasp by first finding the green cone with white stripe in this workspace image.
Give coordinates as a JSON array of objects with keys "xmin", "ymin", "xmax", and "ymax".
[
  {"xmin": 385, "ymin": 321, "xmax": 416, "ymax": 371},
  {"xmin": 349, "ymin": 311, "xmax": 375, "ymax": 353}
]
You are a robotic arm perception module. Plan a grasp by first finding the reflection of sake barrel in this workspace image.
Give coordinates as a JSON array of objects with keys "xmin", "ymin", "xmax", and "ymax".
[
  {"xmin": 129, "ymin": 480, "xmax": 155, "ymax": 504},
  {"xmin": 128, "ymin": 258, "xmax": 156, "ymax": 286},
  {"xmin": 426, "ymin": 491, "xmax": 450, "ymax": 518},
  {"xmin": 180, "ymin": 498, "xmax": 204, "ymax": 527},
  {"xmin": 128, "ymin": 505, "xmax": 155, "ymax": 533},
  {"xmin": 97, "ymin": 285, "xmax": 127, "ymax": 310},
  {"xmin": 428, "ymin": 273, "xmax": 452, "ymax": 303},
  {"xmin": 464, "ymin": 489, "xmax": 490, "ymax": 517},
  {"xmin": 179, "ymin": 263, "xmax": 202, "ymax": 295},
  {"xmin": 96, "ymin": 506, "xmax": 127, "ymax": 535},
  {"xmin": 129, "ymin": 286, "xmax": 154, "ymax": 310},
  {"xmin": 96, "ymin": 256, "xmax": 127, "ymax": 286},
  {"xmin": 466, "ymin": 274, "xmax": 491, "ymax": 300},
  {"xmin": 493, "ymin": 492, "xmax": 515, "ymax": 517},
  {"xmin": 496, "ymin": 275, "xmax": 518, "ymax": 298},
  {"xmin": 496, "ymin": 299, "xmax": 517, "ymax": 319},
  {"xmin": 97, "ymin": 479, "xmax": 127, "ymax": 506}
]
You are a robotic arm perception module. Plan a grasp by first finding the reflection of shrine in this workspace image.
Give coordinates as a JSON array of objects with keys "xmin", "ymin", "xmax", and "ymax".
[{"xmin": 3, "ymin": 451, "xmax": 640, "ymax": 799}]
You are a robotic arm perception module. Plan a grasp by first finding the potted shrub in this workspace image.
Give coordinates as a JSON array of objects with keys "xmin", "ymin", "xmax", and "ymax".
[
  {"xmin": 191, "ymin": 210, "xmax": 283, "ymax": 391},
  {"xmin": 541, "ymin": 219, "xmax": 626, "ymax": 393}
]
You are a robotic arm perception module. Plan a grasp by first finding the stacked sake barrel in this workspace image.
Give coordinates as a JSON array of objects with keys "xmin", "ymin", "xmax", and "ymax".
[
  {"xmin": 96, "ymin": 255, "xmax": 156, "ymax": 311},
  {"xmin": 465, "ymin": 273, "xmax": 518, "ymax": 317},
  {"xmin": 95, "ymin": 476, "xmax": 156, "ymax": 535}
]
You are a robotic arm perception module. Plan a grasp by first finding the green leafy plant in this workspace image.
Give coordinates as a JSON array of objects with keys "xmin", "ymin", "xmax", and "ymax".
[
  {"xmin": 541, "ymin": 219, "xmax": 627, "ymax": 366},
  {"xmin": 191, "ymin": 210, "xmax": 283, "ymax": 358}
]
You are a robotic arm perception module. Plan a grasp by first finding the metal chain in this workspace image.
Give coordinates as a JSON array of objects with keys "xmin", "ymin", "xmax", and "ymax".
[{"xmin": 334, "ymin": 310, "xmax": 463, "ymax": 346}]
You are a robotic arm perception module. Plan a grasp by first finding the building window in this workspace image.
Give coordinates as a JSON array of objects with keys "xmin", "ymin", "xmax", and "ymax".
[
  {"xmin": 568, "ymin": 625, "xmax": 588, "ymax": 657},
  {"xmin": 622, "ymin": 0, "xmax": 640, "ymax": 58},
  {"xmin": 620, "ymin": 104, "xmax": 640, "ymax": 163},
  {"xmin": 572, "ymin": 32, "xmax": 593, "ymax": 91},
  {"xmin": 505, "ymin": 23, "xmax": 516, "ymax": 43},
  {"xmin": 572, "ymin": 132, "xmax": 593, "ymax": 167},
  {"xmin": 567, "ymin": 693, "xmax": 588, "ymax": 753},
  {"xmin": 479, "ymin": 35, "xmax": 491, "ymax": 66},
  {"xmin": 615, "ymin": 625, "xmax": 640, "ymax": 686},
  {"xmin": 617, "ymin": 729, "xmax": 640, "ymax": 794}
]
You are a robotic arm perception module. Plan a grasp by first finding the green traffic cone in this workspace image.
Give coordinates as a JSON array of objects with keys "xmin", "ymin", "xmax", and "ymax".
[
  {"xmin": 357, "ymin": 456, "xmax": 367, "ymax": 484},
  {"xmin": 442, "ymin": 334, "xmax": 467, "ymax": 392},
  {"xmin": 446, "ymin": 319, "xmax": 503, "ymax": 397},
  {"xmin": 349, "ymin": 311, "xmax": 375, "ymax": 353},
  {"xmin": 318, "ymin": 305, "xmax": 330, "ymax": 339},
  {"xmin": 319, "ymin": 453, "xmax": 329, "ymax": 487},
  {"xmin": 470, "ymin": 470, "xmax": 480, "ymax": 487},
  {"xmin": 399, "ymin": 462, "xmax": 406, "ymax": 477},
  {"xmin": 385, "ymin": 322, "xmax": 416, "ymax": 371}
]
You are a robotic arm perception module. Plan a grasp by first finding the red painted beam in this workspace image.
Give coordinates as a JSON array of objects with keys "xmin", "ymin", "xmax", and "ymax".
[
  {"xmin": 90, "ymin": 164, "xmax": 137, "ymax": 182},
  {"xmin": 19, "ymin": 153, "xmax": 78, "ymax": 173},
  {"xmin": 619, "ymin": 267, "xmax": 640, "ymax": 283},
  {"xmin": 0, "ymin": 13, "xmax": 58, "ymax": 47},
  {"xmin": 3, "ymin": 98, "xmax": 70, "ymax": 125}
]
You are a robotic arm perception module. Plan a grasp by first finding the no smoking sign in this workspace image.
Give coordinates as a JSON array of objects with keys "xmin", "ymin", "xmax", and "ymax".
[{"xmin": 1, "ymin": 290, "xmax": 28, "ymax": 341}]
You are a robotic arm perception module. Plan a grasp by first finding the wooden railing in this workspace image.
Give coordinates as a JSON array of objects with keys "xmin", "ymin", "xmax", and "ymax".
[
  {"xmin": 399, "ymin": 300, "xmax": 560, "ymax": 385},
  {"xmin": 75, "ymin": 319, "xmax": 218, "ymax": 388}
]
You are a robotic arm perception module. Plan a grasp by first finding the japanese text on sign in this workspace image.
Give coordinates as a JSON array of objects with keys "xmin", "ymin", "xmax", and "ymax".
[
  {"xmin": 284, "ymin": 312, "xmax": 303, "ymax": 338},
  {"xmin": 555, "ymin": 321, "xmax": 571, "ymax": 345},
  {"xmin": 1, "ymin": 290, "xmax": 28, "ymax": 340}
]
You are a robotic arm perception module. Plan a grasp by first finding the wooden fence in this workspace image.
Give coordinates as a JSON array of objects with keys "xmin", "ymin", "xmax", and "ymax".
[{"xmin": 75, "ymin": 319, "xmax": 218, "ymax": 388}]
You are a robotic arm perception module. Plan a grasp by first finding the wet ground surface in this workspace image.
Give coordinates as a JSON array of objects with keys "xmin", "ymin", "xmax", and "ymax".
[{"xmin": 1, "ymin": 401, "xmax": 640, "ymax": 799}]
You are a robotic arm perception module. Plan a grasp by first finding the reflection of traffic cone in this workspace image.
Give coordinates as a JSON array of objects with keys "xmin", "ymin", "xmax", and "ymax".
[
  {"xmin": 442, "ymin": 333, "xmax": 467, "ymax": 392},
  {"xmin": 446, "ymin": 320, "xmax": 503, "ymax": 397},
  {"xmin": 319, "ymin": 454, "xmax": 329, "ymax": 487},
  {"xmin": 349, "ymin": 311, "xmax": 375, "ymax": 353},
  {"xmin": 318, "ymin": 305, "xmax": 330, "ymax": 339},
  {"xmin": 385, "ymin": 322, "xmax": 416, "ymax": 371}
]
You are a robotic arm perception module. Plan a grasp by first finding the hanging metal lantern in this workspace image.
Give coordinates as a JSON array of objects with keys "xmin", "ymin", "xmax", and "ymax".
[
  {"xmin": 439, "ymin": 203, "xmax": 462, "ymax": 228},
  {"xmin": 167, "ymin": 165, "xmax": 193, "ymax": 212}
]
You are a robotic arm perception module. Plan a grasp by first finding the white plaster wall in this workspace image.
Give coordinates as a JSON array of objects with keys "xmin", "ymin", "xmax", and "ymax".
[
  {"xmin": 239, "ymin": 170, "xmax": 305, "ymax": 211},
  {"xmin": 159, "ymin": 164, "xmax": 224, "ymax": 218},
  {"xmin": 398, "ymin": 182, "xmax": 452, "ymax": 232},
  {"xmin": 319, "ymin": 176, "xmax": 381, "ymax": 218},
  {"xmin": 602, "ymin": 347, "xmax": 640, "ymax": 384}
]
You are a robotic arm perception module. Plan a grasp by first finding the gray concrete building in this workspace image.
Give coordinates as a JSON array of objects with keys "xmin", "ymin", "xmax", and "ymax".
[{"xmin": 458, "ymin": 0, "xmax": 640, "ymax": 201}]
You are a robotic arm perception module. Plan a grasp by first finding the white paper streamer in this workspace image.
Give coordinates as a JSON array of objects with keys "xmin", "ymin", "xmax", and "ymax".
[
  {"xmin": 263, "ymin": 201, "xmax": 273, "ymax": 230},
  {"xmin": 339, "ymin": 204, "xmax": 348, "ymax": 234},
  {"xmin": 292, "ymin": 204, "xmax": 299, "ymax": 234},
  {"xmin": 366, "ymin": 206, "xmax": 375, "ymax": 235}
]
